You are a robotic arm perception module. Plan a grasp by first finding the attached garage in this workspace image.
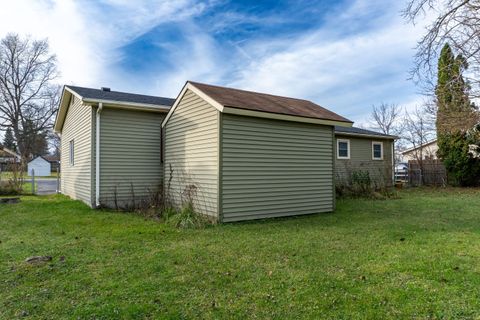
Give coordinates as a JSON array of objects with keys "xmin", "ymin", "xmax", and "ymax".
[{"xmin": 162, "ymin": 81, "xmax": 353, "ymax": 222}]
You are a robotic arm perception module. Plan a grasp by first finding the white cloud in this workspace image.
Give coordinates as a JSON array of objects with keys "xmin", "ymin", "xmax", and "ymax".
[
  {"xmin": 0, "ymin": 0, "xmax": 432, "ymax": 126},
  {"xmin": 0, "ymin": 0, "xmax": 208, "ymax": 88},
  {"xmin": 227, "ymin": 0, "xmax": 429, "ymax": 124}
]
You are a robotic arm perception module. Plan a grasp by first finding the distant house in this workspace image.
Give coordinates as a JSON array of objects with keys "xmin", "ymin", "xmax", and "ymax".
[
  {"xmin": 28, "ymin": 156, "xmax": 51, "ymax": 176},
  {"xmin": 402, "ymin": 139, "xmax": 438, "ymax": 161},
  {"xmin": 0, "ymin": 146, "xmax": 21, "ymax": 170},
  {"xmin": 334, "ymin": 126, "xmax": 396, "ymax": 188}
]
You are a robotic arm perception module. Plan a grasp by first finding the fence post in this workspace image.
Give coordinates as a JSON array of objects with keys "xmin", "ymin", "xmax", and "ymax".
[
  {"xmin": 56, "ymin": 167, "xmax": 60, "ymax": 194},
  {"xmin": 31, "ymin": 169, "xmax": 35, "ymax": 195}
]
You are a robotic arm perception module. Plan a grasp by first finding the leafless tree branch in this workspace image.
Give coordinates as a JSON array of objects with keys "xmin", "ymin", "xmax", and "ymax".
[
  {"xmin": 0, "ymin": 33, "xmax": 59, "ymax": 159},
  {"xmin": 403, "ymin": 0, "xmax": 480, "ymax": 97}
]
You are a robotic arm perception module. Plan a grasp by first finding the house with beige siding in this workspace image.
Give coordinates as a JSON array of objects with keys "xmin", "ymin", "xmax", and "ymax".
[
  {"xmin": 55, "ymin": 81, "xmax": 396, "ymax": 222},
  {"xmin": 401, "ymin": 139, "xmax": 438, "ymax": 161},
  {"xmin": 162, "ymin": 81, "xmax": 353, "ymax": 222},
  {"xmin": 333, "ymin": 126, "xmax": 396, "ymax": 188},
  {"xmin": 54, "ymin": 86, "xmax": 174, "ymax": 208}
]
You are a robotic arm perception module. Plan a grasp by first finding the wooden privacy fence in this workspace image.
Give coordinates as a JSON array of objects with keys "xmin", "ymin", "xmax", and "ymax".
[{"xmin": 408, "ymin": 160, "xmax": 447, "ymax": 186}]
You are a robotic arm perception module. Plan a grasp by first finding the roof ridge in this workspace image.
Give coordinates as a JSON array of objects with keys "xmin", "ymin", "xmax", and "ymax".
[{"xmin": 65, "ymin": 85, "xmax": 172, "ymax": 100}]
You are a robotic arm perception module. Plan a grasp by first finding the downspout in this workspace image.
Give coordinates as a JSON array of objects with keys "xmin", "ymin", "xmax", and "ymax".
[
  {"xmin": 95, "ymin": 103, "xmax": 103, "ymax": 207},
  {"xmin": 392, "ymin": 140, "xmax": 395, "ymax": 185}
]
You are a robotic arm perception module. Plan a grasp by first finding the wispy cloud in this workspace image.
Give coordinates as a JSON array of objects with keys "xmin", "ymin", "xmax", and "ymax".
[
  {"xmin": 0, "ymin": 0, "xmax": 210, "ymax": 88},
  {"xmin": 0, "ymin": 0, "xmax": 429, "ymax": 124}
]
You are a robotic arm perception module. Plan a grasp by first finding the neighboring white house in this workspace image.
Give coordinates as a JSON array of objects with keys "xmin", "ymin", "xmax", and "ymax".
[
  {"xmin": 28, "ymin": 156, "xmax": 51, "ymax": 176},
  {"xmin": 402, "ymin": 139, "xmax": 438, "ymax": 161}
]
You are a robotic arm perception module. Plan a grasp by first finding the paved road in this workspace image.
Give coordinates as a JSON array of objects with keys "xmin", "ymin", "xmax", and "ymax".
[{"xmin": 35, "ymin": 179, "xmax": 59, "ymax": 195}]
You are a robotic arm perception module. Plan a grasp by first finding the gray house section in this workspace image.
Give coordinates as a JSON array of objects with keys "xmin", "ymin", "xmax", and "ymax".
[
  {"xmin": 60, "ymin": 95, "xmax": 94, "ymax": 205},
  {"xmin": 98, "ymin": 108, "xmax": 165, "ymax": 207},
  {"xmin": 55, "ymin": 86, "xmax": 173, "ymax": 208},
  {"xmin": 162, "ymin": 81, "xmax": 353, "ymax": 222},
  {"xmin": 163, "ymin": 89, "xmax": 219, "ymax": 217},
  {"xmin": 334, "ymin": 126, "xmax": 395, "ymax": 188},
  {"xmin": 221, "ymin": 114, "xmax": 335, "ymax": 222}
]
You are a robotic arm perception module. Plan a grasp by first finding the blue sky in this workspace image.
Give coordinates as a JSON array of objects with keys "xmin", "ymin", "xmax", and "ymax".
[{"xmin": 0, "ymin": 0, "xmax": 428, "ymax": 124}]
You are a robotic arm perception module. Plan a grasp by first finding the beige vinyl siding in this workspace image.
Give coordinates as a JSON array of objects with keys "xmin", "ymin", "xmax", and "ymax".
[
  {"xmin": 221, "ymin": 114, "xmax": 334, "ymax": 222},
  {"xmin": 98, "ymin": 107, "xmax": 165, "ymax": 208},
  {"xmin": 334, "ymin": 135, "xmax": 393, "ymax": 188},
  {"xmin": 60, "ymin": 96, "xmax": 93, "ymax": 206},
  {"xmin": 164, "ymin": 89, "xmax": 218, "ymax": 217}
]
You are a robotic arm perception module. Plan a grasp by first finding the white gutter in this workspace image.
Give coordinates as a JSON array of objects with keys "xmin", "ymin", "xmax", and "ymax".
[
  {"xmin": 95, "ymin": 103, "xmax": 103, "ymax": 207},
  {"xmin": 82, "ymin": 98, "xmax": 171, "ymax": 111}
]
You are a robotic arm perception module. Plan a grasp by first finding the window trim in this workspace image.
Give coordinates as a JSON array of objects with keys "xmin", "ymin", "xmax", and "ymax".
[
  {"xmin": 69, "ymin": 139, "xmax": 75, "ymax": 166},
  {"xmin": 337, "ymin": 139, "xmax": 350, "ymax": 159},
  {"xmin": 372, "ymin": 141, "xmax": 383, "ymax": 160}
]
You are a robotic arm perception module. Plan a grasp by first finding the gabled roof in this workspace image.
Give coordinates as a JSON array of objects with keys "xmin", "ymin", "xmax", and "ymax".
[
  {"xmin": 28, "ymin": 155, "xmax": 50, "ymax": 164},
  {"xmin": 163, "ymin": 81, "xmax": 353, "ymax": 127},
  {"xmin": 334, "ymin": 126, "xmax": 397, "ymax": 140},
  {"xmin": 54, "ymin": 85, "xmax": 175, "ymax": 133},
  {"xmin": 66, "ymin": 85, "xmax": 176, "ymax": 107}
]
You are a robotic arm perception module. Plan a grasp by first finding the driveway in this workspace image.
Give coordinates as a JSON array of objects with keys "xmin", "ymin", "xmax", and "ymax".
[{"xmin": 35, "ymin": 179, "xmax": 58, "ymax": 195}]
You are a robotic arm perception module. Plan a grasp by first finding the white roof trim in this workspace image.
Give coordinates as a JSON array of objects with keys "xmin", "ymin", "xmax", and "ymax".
[
  {"xmin": 162, "ymin": 82, "xmax": 224, "ymax": 127},
  {"xmin": 82, "ymin": 98, "xmax": 171, "ymax": 110}
]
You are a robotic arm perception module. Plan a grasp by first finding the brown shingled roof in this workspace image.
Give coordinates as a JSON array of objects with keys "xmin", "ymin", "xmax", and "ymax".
[{"xmin": 189, "ymin": 81, "xmax": 352, "ymax": 124}]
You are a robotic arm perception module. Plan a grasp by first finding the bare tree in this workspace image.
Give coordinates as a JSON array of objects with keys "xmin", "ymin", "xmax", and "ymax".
[
  {"xmin": 369, "ymin": 103, "xmax": 403, "ymax": 135},
  {"xmin": 402, "ymin": 105, "xmax": 437, "ymax": 184},
  {"xmin": 403, "ymin": 0, "xmax": 480, "ymax": 97},
  {"xmin": 0, "ymin": 33, "xmax": 59, "ymax": 160},
  {"xmin": 368, "ymin": 102, "xmax": 405, "ymax": 162}
]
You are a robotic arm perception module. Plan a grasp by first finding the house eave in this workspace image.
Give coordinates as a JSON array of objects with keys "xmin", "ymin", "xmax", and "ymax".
[
  {"xmin": 82, "ymin": 98, "xmax": 171, "ymax": 112},
  {"xmin": 54, "ymin": 86, "xmax": 171, "ymax": 133},
  {"xmin": 335, "ymin": 131, "xmax": 397, "ymax": 140}
]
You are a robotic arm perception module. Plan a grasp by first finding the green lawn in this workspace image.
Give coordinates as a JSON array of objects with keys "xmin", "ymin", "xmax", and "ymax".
[{"xmin": 1, "ymin": 188, "xmax": 480, "ymax": 319}]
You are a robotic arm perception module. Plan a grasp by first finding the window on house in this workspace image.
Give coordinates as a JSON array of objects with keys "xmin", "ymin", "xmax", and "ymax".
[
  {"xmin": 337, "ymin": 139, "xmax": 350, "ymax": 159},
  {"xmin": 69, "ymin": 140, "xmax": 74, "ymax": 166},
  {"xmin": 372, "ymin": 141, "xmax": 383, "ymax": 160}
]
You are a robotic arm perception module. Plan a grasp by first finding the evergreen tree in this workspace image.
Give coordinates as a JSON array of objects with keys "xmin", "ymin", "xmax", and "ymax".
[
  {"xmin": 436, "ymin": 43, "xmax": 480, "ymax": 186},
  {"xmin": 2, "ymin": 127, "xmax": 16, "ymax": 151}
]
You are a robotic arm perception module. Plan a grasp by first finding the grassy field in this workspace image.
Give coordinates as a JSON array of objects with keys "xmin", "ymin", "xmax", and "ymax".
[{"xmin": 1, "ymin": 188, "xmax": 480, "ymax": 319}]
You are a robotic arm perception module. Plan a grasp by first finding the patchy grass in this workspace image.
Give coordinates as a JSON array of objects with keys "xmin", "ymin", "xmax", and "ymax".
[
  {"xmin": 1, "ymin": 188, "xmax": 480, "ymax": 319},
  {"xmin": 0, "ymin": 171, "xmax": 58, "ymax": 180}
]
